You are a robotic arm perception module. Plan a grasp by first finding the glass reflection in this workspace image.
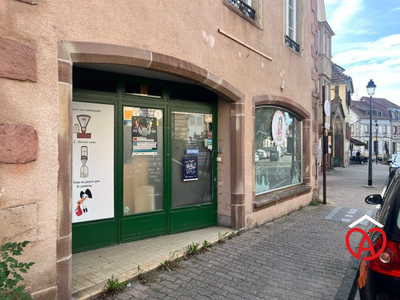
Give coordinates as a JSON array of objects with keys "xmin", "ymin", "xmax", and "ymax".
[{"xmin": 255, "ymin": 107, "xmax": 302, "ymax": 194}]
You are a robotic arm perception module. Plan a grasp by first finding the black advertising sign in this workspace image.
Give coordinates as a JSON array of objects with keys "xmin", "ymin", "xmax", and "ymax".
[{"xmin": 182, "ymin": 155, "xmax": 198, "ymax": 181}]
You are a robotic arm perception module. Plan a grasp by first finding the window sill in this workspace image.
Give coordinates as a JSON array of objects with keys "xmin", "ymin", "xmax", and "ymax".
[
  {"xmin": 254, "ymin": 185, "xmax": 311, "ymax": 209},
  {"xmin": 284, "ymin": 35, "xmax": 301, "ymax": 55},
  {"xmin": 223, "ymin": 0, "xmax": 263, "ymax": 30}
]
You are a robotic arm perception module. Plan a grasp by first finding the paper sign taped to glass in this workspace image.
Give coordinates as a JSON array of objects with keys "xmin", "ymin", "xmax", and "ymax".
[
  {"xmin": 132, "ymin": 116, "xmax": 158, "ymax": 156},
  {"xmin": 271, "ymin": 110, "xmax": 287, "ymax": 146},
  {"xmin": 183, "ymin": 155, "xmax": 198, "ymax": 181}
]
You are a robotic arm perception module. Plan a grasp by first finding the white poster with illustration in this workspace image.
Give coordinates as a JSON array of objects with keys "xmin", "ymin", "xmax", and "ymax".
[
  {"xmin": 271, "ymin": 110, "xmax": 287, "ymax": 146},
  {"xmin": 72, "ymin": 102, "xmax": 114, "ymax": 223}
]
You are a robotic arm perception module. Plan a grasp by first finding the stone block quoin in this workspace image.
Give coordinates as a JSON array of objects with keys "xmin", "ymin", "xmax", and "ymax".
[
  {"xmin": 0, "ymin": 123, "xmax": 38, "ymax": 164},
  {"xmin": 0, "ymin": 36, "xmax": 37, "ymax": 82}
]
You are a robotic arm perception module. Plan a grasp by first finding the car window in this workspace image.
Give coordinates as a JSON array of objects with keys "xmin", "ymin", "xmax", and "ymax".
[
  {"xmin": 381, "ymin": 176, "xmax": 391, "ymax": 197},
  {"xmin": 382, "ymin": 174, "xmax": 396, "ymax": 201},
  {"xmin": 397, "ymin": 210, "xmax": 400, "ymax": 231},
  {"xmin": 377, "ymin": 179, "xmax": 398, "ymax": 225}
]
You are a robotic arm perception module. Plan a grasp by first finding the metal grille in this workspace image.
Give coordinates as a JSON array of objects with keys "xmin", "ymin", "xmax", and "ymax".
[
  {"xmin": 285, "ymin": 35, "xmax": 300, "ymax": 53},
  {"xmin": 227, "ymin": 0, "xmax": 256, "ymax": 20}
]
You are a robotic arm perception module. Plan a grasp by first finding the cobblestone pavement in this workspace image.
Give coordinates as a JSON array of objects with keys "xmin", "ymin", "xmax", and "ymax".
[
  {"xmin": 103, "ymin": 164, "xmax": 389, "ymax": 300},
  {"xmin": 325, "ymin": 163, "xmax": 389, "ymax": 210}
]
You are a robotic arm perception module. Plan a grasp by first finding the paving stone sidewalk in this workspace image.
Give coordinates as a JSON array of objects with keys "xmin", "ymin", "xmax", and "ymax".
[
  {"xmin": 103, "ymin": 164, "xmax": 389, "ymax": 300},
  {"xmin": 101, "ymin": 207, "xmax": 362, "ymax": 300},
  {"xmin": 325, "ymin": 163, "xmax": 388, "ymax": 209}
]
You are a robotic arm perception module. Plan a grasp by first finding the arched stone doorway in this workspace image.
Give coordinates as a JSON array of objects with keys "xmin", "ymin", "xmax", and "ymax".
[{"xmin": 56, "ymin": 41, "xmax": 244, "ymax": 298}]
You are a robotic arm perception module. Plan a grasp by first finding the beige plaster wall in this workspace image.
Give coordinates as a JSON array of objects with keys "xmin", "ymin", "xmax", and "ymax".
[{"xmin": 0, "ymin": 0, "xmax": 317, "ymax": 297}]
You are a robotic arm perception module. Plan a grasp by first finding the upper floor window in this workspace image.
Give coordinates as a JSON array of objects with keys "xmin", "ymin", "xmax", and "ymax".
[
  {"xmin": 227, "ymin": 0, "xmax": 257, "ymax": 21},
  {"xmin": 394, "ymin": 126, "xmax": 397, "ymax": 135},
  {"xmin": 378, "ymin": 111, "xmax": 382, "ymax": 117},
  {"xmin": 325, "ymin": 32, "xmax": 330, "ymax": 57},
  {"xmin": 286, "ymin": 0, "xmax": 296, "ymax": 40},
  {"xmin": 285, "ymin": 0, "xmax": 300, "ymax": 53}
]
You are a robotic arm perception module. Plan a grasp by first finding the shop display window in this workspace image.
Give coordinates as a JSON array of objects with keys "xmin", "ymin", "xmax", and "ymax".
[{"xmin": 255, "ymin": 106, "xmax": 302, "ymax": 194}]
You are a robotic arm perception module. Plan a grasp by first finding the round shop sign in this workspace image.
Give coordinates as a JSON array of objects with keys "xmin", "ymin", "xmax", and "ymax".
[
  {"xmin": 324, "ymin": 99, "xmax": 331, "ymax": 117},
  {"xmin": 271, "ymin": 110, "xmax": 287, "ymax": 146},
  {"xmin": 154, "ymin": 110, "xmax": 163, "ymax": 120}
]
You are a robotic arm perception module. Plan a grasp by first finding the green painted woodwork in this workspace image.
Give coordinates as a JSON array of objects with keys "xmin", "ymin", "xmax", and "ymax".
[
  {"xmin": 72, "ymin": 67, "xmax": 218, "ymax": 253},
  {"xmin": 121, "ymin": 212, "xmax": 167, "ymax": 242},
  {"xmin": 170, "ymin": 205, "xmax": 217, "ymax": 233},
  {"xmin": 72, "ymin": 219, "xmax": 117, "ymax": 253}
]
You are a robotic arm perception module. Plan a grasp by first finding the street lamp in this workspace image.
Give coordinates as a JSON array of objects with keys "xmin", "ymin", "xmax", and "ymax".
[
  {"xmin": 375, "ymin": 122, "xmax": 378, "ymax": 165},
  {"xmin": 367, "ymin": 79, "xmax": 376, "ymax": 186}
]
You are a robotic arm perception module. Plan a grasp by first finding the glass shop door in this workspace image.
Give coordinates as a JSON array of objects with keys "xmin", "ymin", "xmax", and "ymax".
[
  {"xmin": 169, "ymin": 108, "xmax": 217, "ymax": 233},
  {"xmin": 120, "ymin": 104, "xmax": 217, "ymax": 241},
  {"xmin": 121, "ymin": 106, "xmax": 167, "ymax": 242}
]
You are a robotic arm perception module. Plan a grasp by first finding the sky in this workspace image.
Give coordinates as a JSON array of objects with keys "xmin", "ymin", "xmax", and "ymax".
[{"xmin": 325, "ymin": 0, "xmax": 400, "ymax": 104}]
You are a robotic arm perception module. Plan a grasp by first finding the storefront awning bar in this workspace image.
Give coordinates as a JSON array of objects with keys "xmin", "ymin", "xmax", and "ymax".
[{"xmin": 350, "ymin": 138, "xmax": 366, "ymax": 146}]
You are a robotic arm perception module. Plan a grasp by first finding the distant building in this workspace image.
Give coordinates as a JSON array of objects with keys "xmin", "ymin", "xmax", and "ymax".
[
  {"xmin": 317, "ymin": 0, "xmax": 334, "ymax": 170},
  {"xmin": 350, "ymin": 97, "xmax": 400, "ymax": 158},
  {"xmin": 330, "ymin": 63, "xmax": 354, "ymax": 167}
]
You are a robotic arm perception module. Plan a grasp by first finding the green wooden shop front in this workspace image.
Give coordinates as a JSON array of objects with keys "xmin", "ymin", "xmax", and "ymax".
[{"xmin": 72, "ymin": 68, "xmax": 218, "ymax": 253}]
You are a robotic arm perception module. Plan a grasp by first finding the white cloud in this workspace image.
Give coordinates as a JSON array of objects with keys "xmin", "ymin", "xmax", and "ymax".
[
  {"xmin": 334, "ymin": 34, "xmax": 400, "ymax": 65},
  {"xmin": 326, "ymin": 1, "xmax": 400, "ymax": 104},
  {"xmin": 334, "ymin": 34, "xmax": 400, "ymax": 103},
  {"xmin": 327, "ymin": 0, "xmax": 364, "ymax": 33}
]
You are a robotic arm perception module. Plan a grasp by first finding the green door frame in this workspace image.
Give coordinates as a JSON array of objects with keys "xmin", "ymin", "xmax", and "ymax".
[
  {"xmin": 72, "ymin": 68, "xmax": 217, "ymax": 253},
  {"xmin": 168, "ymin": 101, "xmax": 218, "ymax": 234}
]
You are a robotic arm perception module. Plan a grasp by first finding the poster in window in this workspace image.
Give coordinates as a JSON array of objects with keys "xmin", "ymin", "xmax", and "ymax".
[
  {"xmin": 183, "ymin": 155, "xmax": 198, "ymax": 181},
  {"xmin": 271, "ymin": 110, "xmax": 287, "ymax": 146},
  {"xmin": 132, "ymin": 116, "xmax": 158, "ymax": 156},
  {"xmin": 72, "ymin": 102, "xmax": 114, "ymax": 223}
]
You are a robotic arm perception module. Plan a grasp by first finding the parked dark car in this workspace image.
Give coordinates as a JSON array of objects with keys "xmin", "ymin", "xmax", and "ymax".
[
  {"xmin": 264, "ymin": 147, "xmax": 278, "ymax": 161},
  {"xmin": 388, "ymin": 152, "xmax": 400, "ymax": 181},
  {"xmin": 358, "ymin": 171, "xmax": 400, "ymax": 300},
  {"xmin": 256, "ymin": 149, "xmax": 268, "ymax": 160}
]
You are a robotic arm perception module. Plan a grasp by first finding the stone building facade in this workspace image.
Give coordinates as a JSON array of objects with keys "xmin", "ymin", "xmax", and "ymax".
[
  {"xmin": 0, "ymin": 0, "xmax": 320, "ymax": 298},
  {"xmin": 351, "ymin": 97, "xmax": 400, "ymax": 158},
  {"xmin": 330, "ymin": 63, "xmax": 354, "ymax": 167},
  {"xmin": 316, "ymin": 0, "xmax": 334, "ymax": 169}
]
